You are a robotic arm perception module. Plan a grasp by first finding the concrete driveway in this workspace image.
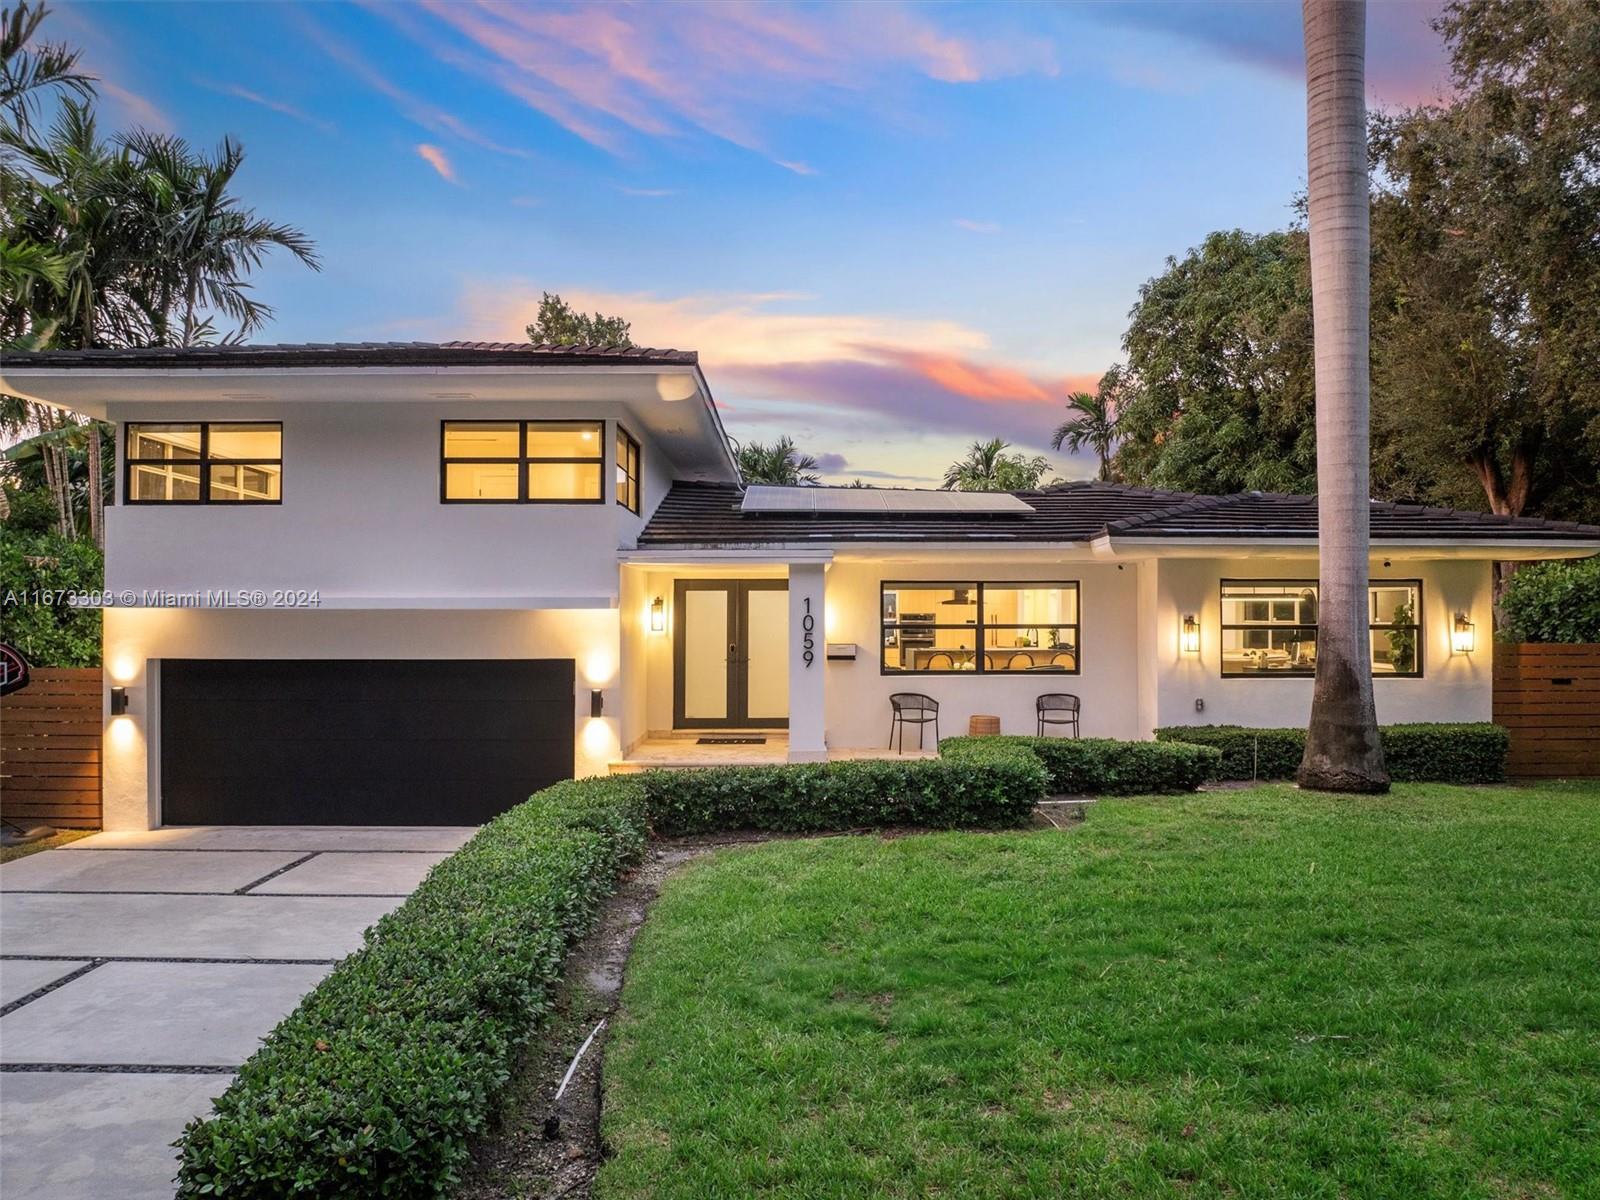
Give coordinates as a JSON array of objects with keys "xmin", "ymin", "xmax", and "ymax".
[{"xmin": 0, "ymin": 825, "xmax": 475, "ymax": 1200}]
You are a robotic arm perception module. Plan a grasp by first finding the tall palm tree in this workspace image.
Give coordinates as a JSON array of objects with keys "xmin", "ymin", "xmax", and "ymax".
[
  {"xmin": 736, "ymin": 436, "xmax": 821, "ymax": 486},
  {"xmin": 1051, "ymin": 390, "xmax": 1117, "ymax": 481},
  {"xmin": 942, "ymin": 438, "xmax": 1052, "ymax": 492},
  {"xmin": 1298, "ymin": 0, "xmax": 1388, "ymax": 793},
  {"xmin": 0, "ymin": 1, "xmax": 93, "ymax": 138}
]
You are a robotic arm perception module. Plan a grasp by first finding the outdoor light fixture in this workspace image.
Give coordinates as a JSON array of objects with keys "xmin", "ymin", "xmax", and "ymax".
[
  {"xmin": 1452, "ymin": 613, "xmax": 1476, "ymax": 654},
  {"xmin": 1181, "ymin": 614, "xmax": 1200, "ymax": 654},
  {"xmin": 590, "ymin": 688, "xmax": 605, "ymax": 718},
  {"xmin": 649, "ymin": 595, "xmax": 665, "ymax": 633},
  {"xmin": 109, "ymin": 685, "xmax": 129, "ymax": 716}
]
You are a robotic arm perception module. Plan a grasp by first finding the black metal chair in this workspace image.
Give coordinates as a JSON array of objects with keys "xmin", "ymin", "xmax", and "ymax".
[
  {"xmin": 926, "ymin": 651, "xmax": 954, "ymax": 670},
  {"xmin": 1006, "ymin": 652, "xmax": 1033, "ymax": 670},
  {"xmin": 889, "ymin": 692, "xmax": 940, "ymax": 752},
  {"xmin": 1037, "ymin": 693, "xmax": 1080, "ymax": 738}
]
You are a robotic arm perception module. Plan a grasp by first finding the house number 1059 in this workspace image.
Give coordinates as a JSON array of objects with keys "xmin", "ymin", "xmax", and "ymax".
[{"xmin": 801, "ymin": 597, "xmax": 816, "ymax": 668}]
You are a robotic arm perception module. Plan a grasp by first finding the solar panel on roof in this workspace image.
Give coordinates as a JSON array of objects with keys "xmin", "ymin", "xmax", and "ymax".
[{"xmin": 739, "ymin": 485, "xmax": 1034, "ymax": 515}]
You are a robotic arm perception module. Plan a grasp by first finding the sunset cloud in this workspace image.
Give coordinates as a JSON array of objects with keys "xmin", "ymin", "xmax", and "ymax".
[
  {"xmin": 415, "ymin": 143, "xmax": 457, "ymax": 183},
  {"xmin": 200, "ymin": 82, "xmax": 335, "ymax": 133}
]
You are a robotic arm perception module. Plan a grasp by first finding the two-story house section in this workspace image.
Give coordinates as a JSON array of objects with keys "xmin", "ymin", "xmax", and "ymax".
[{"xmin": 4, "ymin": 341, "xmax": 1598, "ymax": 831}]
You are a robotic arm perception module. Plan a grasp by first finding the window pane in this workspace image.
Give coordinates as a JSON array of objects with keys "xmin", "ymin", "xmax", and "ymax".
[
  {"xmin": 882, "ymin": 584, "xmax": 979, "ymax": 623},
  {"xmin": 446, "ymin": 461, "xmax": 519, "ymax": 500},
  {"xmin": 1373, "ymin": 628, "xmax": 1418, "ymax": 674},
  {"xmin": 984, "ymin": 585, "xmax": 1078, "ymax": 625},
  {"xmin": 1371, "ymin": 583, "xmax": 1420, "ymax": 674},
  {"xmin": 985, "ymin": 629, "xmax": 1077, "ymax": 672},
  {"xmin": 1222, "ymin": 627, "xmax": 1317, "ymax": 674},
  {"xmin": 526, "ymin": 422, "xmax": 602, "ymax": 459},
  {"xmin": 1221, "ymin": 582, "xmax": 1318, "ymax": 626},
  {"xmin": 208, "ymin": 462, "xmax": 281, "ymax": 501},
  {"xmin": 443, "ymin": 422, "xmax": 520, "ymax": 459},
  {"xmin": 528, "ymin": 461, "xmax": 601, "ymax": 501},
  {"xmin": 884, "ymin": 629, "xmax": 977, "ymax": 672},
  {"xmin": 208, "ymin": 424, "xmax": 281, "ymax": 461},
  {"xmin": 130, "ymin": 462, "xmax": 201, "ymax": 500},
  {"xmin": 1369, "ymin": 585, "xmax": 1418, "ymax": 626},
  {"xmin": 127, "ymin": 424, "xmax": 201, "ymax": 460}
]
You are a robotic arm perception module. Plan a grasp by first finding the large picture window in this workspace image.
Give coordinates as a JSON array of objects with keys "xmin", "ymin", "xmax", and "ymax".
[
  {"xmin": 441, "ymin": 420, "xmax": 604, "ymax": 503},
  {"xmin": 1220, "ymin": 579, "xmax": 1422, "ymax": 677},
  {"xmin": 124, "ymin": 422, "xmax": 282, "ymax": 504},
  {"xmin": 881, "ymin": 581, "xmax": 1079, "ymax": 674},
  {"xmin": 616, "ymin": 426, "xmax": 641, "ymax": 514}
]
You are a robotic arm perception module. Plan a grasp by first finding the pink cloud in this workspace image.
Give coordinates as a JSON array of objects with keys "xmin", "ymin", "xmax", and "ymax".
[{"xmin": 415, "ymin": 143, "xmax": 457, "ymax": 183}]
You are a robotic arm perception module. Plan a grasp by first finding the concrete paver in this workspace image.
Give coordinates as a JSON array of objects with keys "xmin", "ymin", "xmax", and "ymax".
[
  {"xmin": 251, "ymin": 851, "xmax": 451, "ymax": 895},
  {"xmin": 0, "ymin": 959, "xmax": 91, "ymax": 1008},
  {"xmin": 0, "ymin": 849, "xmax": 301, "ymax": 893}
]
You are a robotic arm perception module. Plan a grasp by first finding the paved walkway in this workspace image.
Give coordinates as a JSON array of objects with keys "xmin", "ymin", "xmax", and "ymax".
[{"xmin": 0, "ymin": 825, "xmax": 475, "ymax": 1200}]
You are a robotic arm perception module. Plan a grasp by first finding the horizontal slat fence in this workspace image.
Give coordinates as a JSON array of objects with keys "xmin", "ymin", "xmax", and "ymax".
[
  {"xmin": 1493, "ymin": 644, "xmax": 1600, "ymax": 779},
  {"xmin": 1, "ymin": 667, "xmax": 103, "ymax": 828}
]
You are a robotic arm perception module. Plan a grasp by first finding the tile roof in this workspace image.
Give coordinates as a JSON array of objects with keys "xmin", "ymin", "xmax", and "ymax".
[
  {"xmin": 0, "ymin": 341, "xmax": 698, "ymax": 369},
  {"xmin": 638, "ymin": 481, "xmax": 1600, "ymax": 547}
]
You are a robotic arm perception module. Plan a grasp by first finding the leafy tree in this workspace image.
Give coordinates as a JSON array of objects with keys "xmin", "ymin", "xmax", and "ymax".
[
  {"xmin": 1111, "ymin": 230, "xmax": 1317, "ymax": 495},
  {"xmin": 525, "ymin": 291, "xmax": 632, "ymax": 348},
  {"xmin": 941, "ymin": 438, "xmax": 1052, "ymax": 492},
  {"xmin": 1050, "ymin": 367, "xmax": 1127, "ymax": 481},
  {"xmin": 1499, "ymin": 558, "xmax": 1600, "ymax": 644},
  {"xmin": 0, "ymin": 528, "xmax": 103, "ymax": 666},
  {"xmin": 1298, "ymin": 0, "xmax": 1387, "ymax": 794},
  {"xmin": 736, "ymin": 436, "xmax": 820, "ymax": 486}
]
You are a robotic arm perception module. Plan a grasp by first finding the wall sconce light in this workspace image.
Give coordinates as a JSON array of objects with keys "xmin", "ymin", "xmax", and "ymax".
[
  {"xmin": 109, "ymin": 685, "xmax": 129, "ymax": 716},
  {"xmin": 649, "ymin": 595, "xmax": 665, "ymax": 633},
  {"xmin": 590, "ymin": 688, "xmax": 605, "ymax": 718},
  {"xmin": 1181, "ymin": 614, "xmax": 1200, "ymax": 654},
  {"xmin": 1452, "ymin": 613, "xmax": 1476, "ymax": 654}
]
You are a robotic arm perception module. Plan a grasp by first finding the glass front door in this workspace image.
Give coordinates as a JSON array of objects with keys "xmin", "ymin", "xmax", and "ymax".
[{"xmin": 674, "ymin": 580, "xmax": 789, "ymax": 728}]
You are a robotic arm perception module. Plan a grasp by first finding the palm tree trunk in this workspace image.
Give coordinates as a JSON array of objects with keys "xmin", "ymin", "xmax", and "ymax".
[
  {"xmin": 87, "ymin": 420, "xmax": 104, "ymax": 549},
  {"xmin": 1298, "ymin": 0, "xmax": 1388, "ymax": 793}
]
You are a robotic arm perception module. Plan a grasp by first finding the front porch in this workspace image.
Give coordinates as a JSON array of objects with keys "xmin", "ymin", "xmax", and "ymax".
[{"xmin": 609, "ymin": 731, "xmax": 937, "ymax": 774}]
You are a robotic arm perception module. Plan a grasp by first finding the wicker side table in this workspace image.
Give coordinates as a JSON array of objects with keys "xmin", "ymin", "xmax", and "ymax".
[{"xmin": 968, "ymin": 714, "xmax": 1001, "ymax": 736}]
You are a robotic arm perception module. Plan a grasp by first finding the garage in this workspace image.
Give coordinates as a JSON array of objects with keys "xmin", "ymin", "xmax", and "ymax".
[{"xmin": 159, "ymin": 659, "xmax": 575, "ymax": 825}]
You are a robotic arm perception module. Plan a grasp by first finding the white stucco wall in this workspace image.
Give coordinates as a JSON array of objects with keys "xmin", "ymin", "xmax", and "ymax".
[
  {"xmin": 1148, "ymin": 555, "xmax": 1494, "ymax": 732},
  {"xmin": 105, "ymin": 400, "xmax": 669, "ymax": 605},
  {"xmin": 102, "ymin": 606, "xmax": 621, "ymax": 830}
]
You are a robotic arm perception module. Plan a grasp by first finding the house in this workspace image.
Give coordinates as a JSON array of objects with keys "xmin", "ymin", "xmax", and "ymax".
[{"xmin": 4, "ymin": 341, "xmax": 1597, "ymax": 831}]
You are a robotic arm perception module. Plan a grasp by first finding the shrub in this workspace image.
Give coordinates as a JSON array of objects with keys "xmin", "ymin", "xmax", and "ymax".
[
  {"xmin": 174, "ymin": 776, "xmax": 649, "ymax": 1198},
  {"xmin": 938, "ymin": 735, "xmax": 1219, "ymax": 795},
  {"xmin": 1501, "ymin": 557, "xmax": 1600, "ymax": 643},
  {"xmin": 643, "ymin": 741, "xmax": 1046, "ymax": 836},
  {"xmin": 1155, "ymin": 723, "xmax": 1508, "ymax": 784},
  {"xmin": 0, "ymin": 530, "xmax": 104, "ymax": 667}
]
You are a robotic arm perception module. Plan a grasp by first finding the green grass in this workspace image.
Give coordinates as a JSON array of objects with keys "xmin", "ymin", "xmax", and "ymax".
[
  {"xmin": 0, "ymin": 829, "xmax": 93, "ymax": 863},
  {"xmin": 597, "ymin": 783, "xmax": 1600, "ymax": 1199}
]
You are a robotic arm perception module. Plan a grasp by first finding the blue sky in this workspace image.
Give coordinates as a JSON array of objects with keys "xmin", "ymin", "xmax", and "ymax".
[{"xmin": 58, "ymin": 1, "xmax": 1449, "ymax": 484}]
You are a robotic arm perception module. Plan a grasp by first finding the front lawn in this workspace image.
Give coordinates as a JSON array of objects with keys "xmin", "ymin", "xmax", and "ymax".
[{"xmin": 598, "ymin": 783, "xmax": 1600, "ymax": 1199}]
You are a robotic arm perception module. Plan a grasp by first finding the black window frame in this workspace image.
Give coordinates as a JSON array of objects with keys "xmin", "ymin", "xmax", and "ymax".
[
  {"xmin": 616, "ymin": 425, "xmax": 641, "ymax": 515},
  {"xmin": 879, "ymin": 580, "xmax": 1081, "ymax": 676},
  {"xmin": 439, "ymin": 419, "xmax": 606, "ymax": 505},
  {"xmin": 123, "ymin": 421, "xmax": 283, "ymax": 506},
  {"xmin": 1219, "ymin": 578, "xmax": 1424, "ymax": 679}
]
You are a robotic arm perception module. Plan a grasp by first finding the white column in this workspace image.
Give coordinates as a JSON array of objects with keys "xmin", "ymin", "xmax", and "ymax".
[{"xmin": 787, "ymin": 562, "xmax": 827, "ymax": 761}]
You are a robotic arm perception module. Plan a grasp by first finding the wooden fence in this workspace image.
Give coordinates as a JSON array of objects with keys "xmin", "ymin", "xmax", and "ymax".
[
  {"xmin": 1, "ymin": 667, "xmax": 103, "ymax": 828},
  {"xmin": 1493, "ymin": 644, "xmax": 1600, "ymax": 779}
]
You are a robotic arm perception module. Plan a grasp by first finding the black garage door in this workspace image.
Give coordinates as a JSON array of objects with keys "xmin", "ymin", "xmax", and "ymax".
[{"xmin": 161, "ymin": 659, "xmax": 575, "ymax": 825}]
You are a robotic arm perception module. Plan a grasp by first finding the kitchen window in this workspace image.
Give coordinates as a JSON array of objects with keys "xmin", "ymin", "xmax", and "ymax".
[
  {"xmin": 441, "ymin": 420, "xmax": 604, "ymax": 503},
  {"xmin": 124, "ymin": 422, "xmax": 282, "ymax": 503},
  {"xmin": 616, "ymin": 426, "xmax": 641, "ymax": 514},
  {"xmin": 1220, "ymin": 579, "xmax": 1423, "ymax": 677},
  {"xmin": 881, "ymin": 581, "xmax": 1079, "ymax": 674}
]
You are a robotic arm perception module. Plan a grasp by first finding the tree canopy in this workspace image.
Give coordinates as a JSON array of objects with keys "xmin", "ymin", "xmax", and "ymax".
[
  {"xmin": 736, "ymin": 436, "xmax": 820, "ymax": 486},
  {"xmin": 524, "ymin": 291, "xmax": 632, "ymax": 348},
  {"xmin": 941, "ymin": 438, "xmax": 1053, "ymax": 492}
]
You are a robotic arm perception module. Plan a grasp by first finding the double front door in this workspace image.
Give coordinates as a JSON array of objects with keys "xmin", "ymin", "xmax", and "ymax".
[{"xmin": 674, "ymin": 579, "xmax": 789, "ymax": 728}]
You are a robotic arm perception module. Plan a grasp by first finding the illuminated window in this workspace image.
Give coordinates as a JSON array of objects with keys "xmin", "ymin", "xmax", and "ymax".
[
  {"xmin": 441, "ymin": 420, "xmax": 604, "ymax": 503},
  {"xmin": 616, "ymin": 426, "xmax": 641, "ymax": 515},
  {"xmin": 125, "ymin": 422, "xmax": 281, "ymax": 503},
  {"xmin": 1220, "ymin": 579, "xmax": 1422, "ymax": 678},
  {"xmin": 880, "ymin": 582, "xmax": 1079, "ymax": 674}
]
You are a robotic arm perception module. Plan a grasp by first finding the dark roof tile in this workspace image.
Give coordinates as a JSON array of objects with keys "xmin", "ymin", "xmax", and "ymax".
[{"xmin": 1, "ymin": 340, "xmax": 697, "ymax": 369}]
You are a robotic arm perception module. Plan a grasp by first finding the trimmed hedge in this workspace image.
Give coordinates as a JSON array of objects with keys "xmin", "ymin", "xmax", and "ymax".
[
  {"xmin": 939, "ymin": 735, "xmax": 1220, "ymax": 795},
  {"xmin": 1500, "ymin": 557, "xmax": 1600, "ymax": 643},
  {"xmin": 175, "ymin": 776, "xmax": 650, "ymax": 1198},
  {"xmin": 645, "ymin": 741, "xmax": 1047, "ymax": 835},
  {"xmin": 1154, "ymin": 723, "xmax": 1509, "ymax": 784}
]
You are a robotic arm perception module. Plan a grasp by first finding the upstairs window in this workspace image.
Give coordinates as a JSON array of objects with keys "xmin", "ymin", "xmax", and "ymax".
[
  {"xmin": 1220, "ymin": 579, "xmax": 1422, "ymax": 677},
  {"xmin": 441, "ymin": 420, "xmax": 603, "ymax": 503},
  {"xmin": 125, "ymin": 422, "xmax": 282, "ymax": 503},
  {"xmin": 616, "ymin": 426, "xmax": 641, "ymax": 514},
  {"xmin": 881, "ymin": 581, "xmax": 1079, "ymax": 674}
]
